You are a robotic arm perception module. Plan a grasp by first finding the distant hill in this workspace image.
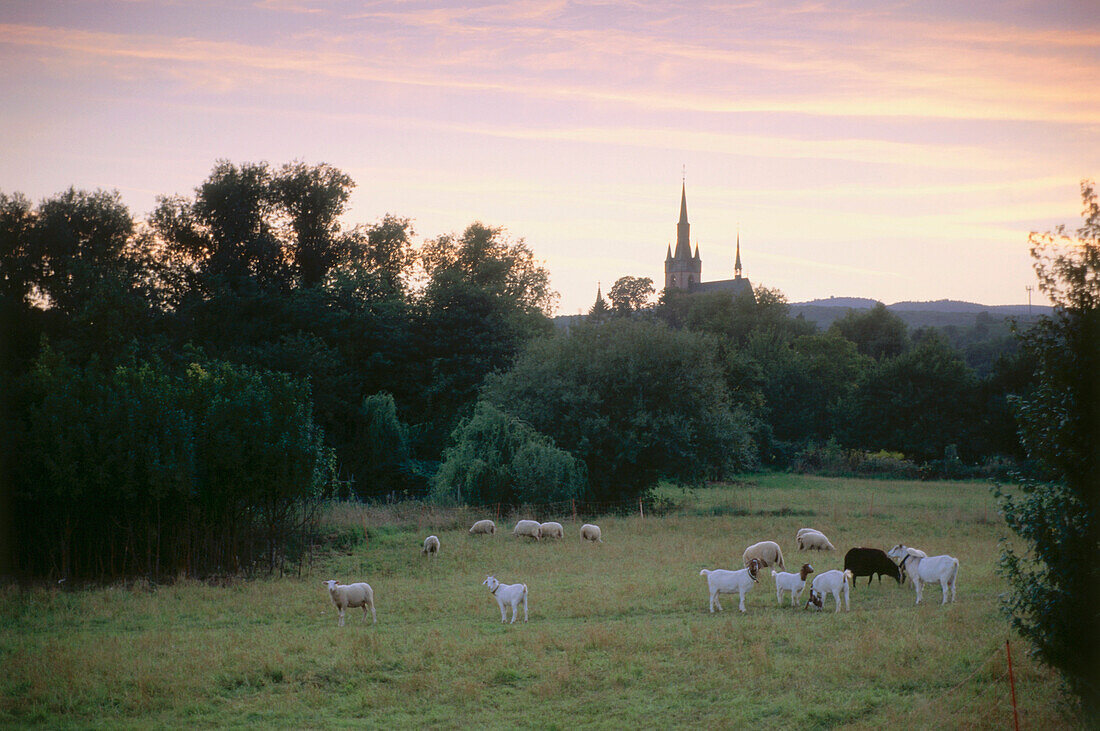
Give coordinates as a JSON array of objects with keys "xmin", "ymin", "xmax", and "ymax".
[
  {"xmin": 555, "ymin": 298, "xmax": 1052, "ymax": 332},
  {"xmin": 791, "ymin": 298, "xmax": 1052, "ymax": 330}
]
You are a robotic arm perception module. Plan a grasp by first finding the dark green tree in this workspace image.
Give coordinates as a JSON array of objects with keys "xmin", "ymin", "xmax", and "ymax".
[
  {"xmin": 482, "ymin": 318, "xmax": 756, "ymax": 501},
  {"xmin": 828, "ymin": 302, "xmax": 908, "ymax": 359},
  {"xmin": 412, "ymin": 222, "xmax": 555, "ymax": 452},
  {"xmin": 842, "ymin": 334, "xmax": 978, "ymax": 461},
  {"xmin": 272, "ymin": 161, "xmax": 356, "ymax": 287},
  {"xmin": 608, "ymin": 275, "xmax": 655, "ymax": 315},
  {"xmin": 431, "ymin": 401, "xmax": 587, "ymax": 506},
  {"xmin": 994, "ymin": 180, "xmax": 1100, "ymax": 720}
]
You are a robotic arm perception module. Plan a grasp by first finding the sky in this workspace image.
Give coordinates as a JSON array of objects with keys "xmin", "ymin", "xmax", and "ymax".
[{"xmin": 2, "ymin": 0, "xmax": 1098, "ymax": 315}]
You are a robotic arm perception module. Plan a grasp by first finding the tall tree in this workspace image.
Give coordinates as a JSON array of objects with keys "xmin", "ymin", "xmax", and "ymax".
[
  {"xmin": 412, "ymin": 222, "xmax": 555, "ymax": 451},
  {"xmin": 994, "ymin": 180, "xmax": 1100, "ymax": 721},
  {"xmin": 273, "ymin": 161, "xmax": 356, "ymax": 287},
  {"xmin": 608, "ymin": 275, "xmax": 655, "ymax": 315}
]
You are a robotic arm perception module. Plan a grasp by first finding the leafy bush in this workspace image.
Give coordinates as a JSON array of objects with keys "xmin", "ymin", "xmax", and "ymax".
[{"xmin": 431, "ymin": 402, "xmax": 587, "ymax": 506}]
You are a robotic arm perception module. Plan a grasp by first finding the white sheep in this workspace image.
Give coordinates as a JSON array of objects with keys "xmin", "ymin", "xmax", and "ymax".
[
  {"xmin": 323, "ymin": 579, "xmax": 376, "ymax": 626},
  {"xmin": 580, "ymin": 523, "xmax": 602, "ymax": 543},
  {"xmin": 538, "ymin": 521, "xmax": 564, "ymax": 539},
  {"xmin": 482, "ymin": 575, "xmax": 528, "ymax": 623},
  {"xmin": 700, "ymin": 558, "xmax": 761, "ymax": 613},
  {"xmin": 897, "ymin": 550, "xmax": 959, "ymax": 605},
  {"xmin": 743, "ymin": 540, "xmax": 785, "ymax": 570},
  {"xmin": 469, "ymin": 519, "xmax": 496, "ymax": 535},
  {"xmin": 796, "ymin": 529, "xmax": 836, "ymax": 551},
  {"xmin": 772, "ymin": 563, "xmax": 814, "ymax": 606},
  {"xmin": 805, "ymin": 569, "xmax": 853, "ymax": 613},
  {"xmin": 513, "ymin": 520, "xmax": 541, "ymax": 540},
  {"xmin": 422, "ymin": 535, "xmax": 440, "ymax": 557}
]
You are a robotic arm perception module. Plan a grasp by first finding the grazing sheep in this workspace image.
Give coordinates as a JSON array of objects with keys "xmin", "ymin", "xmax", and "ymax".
[
  {"xmin": 513, "ymin": 520, "xmax": 541, "ymax": 541},
  {"xmin": 844, "ymin": 547, "xmax": 902, "ymax": 586},
  {"xmin": 805, "ymin": 569, "xmax": 853, "ymax": 613},
  {"xmin": 898, "ymin": 550, "xmax": 959, "ymax": 605},
  {"xmin": 482, "ymin": 575, "xmax": 528, "ymax": 623},
  {"xmin": 796, "ymin": 529, "xmax": 836, "ymax": 551},
  {"xmin": 700, "ymin": 558, "xmax": 761, "ymax": 613},
  {"xmin": 742, "ymin": 540, "xmax": 785, "ymax": 570},
  {"xmin": 469, "ymin": 519, "xmax": 496, "ymax": 535},
  {"xmin": 887, "ymin": 544, "xmax": 928, "ymax": 584},
  {"xmin": 422, "ymin": 535, "xmax": 440, "ymax": 557},
  {"xmin": 772, "ymin": 563, "xmax": 814, "ymax": 606},
  {"xmin": 580, "ymin": 524, "xmax": 603, "ymax": 543},
  {"xmin": 323, "ymin": 579, "xmax": 376, "ymax": 626},
  {"xmin": 538, "ymin": 521, "xmax": 564, "ymax": 539}
]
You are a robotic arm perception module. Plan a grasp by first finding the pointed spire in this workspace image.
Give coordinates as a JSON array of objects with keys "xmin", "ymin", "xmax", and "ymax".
[
  {"xmin": 665, "ymin": 243, "xmax": 673, "ymax": 261},
  {"xmin": 674, "ymin": 181, "xmax": 691, "ymax": 260},
  {"xmin": 734, "ymin": 228, "xmax": 742, "ymax": 278}
]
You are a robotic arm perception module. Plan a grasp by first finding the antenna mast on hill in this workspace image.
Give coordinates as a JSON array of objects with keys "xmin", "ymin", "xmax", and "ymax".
[{"xmin": 1025, "ymin": 285, "xmax": 1033, "ymax": 317}]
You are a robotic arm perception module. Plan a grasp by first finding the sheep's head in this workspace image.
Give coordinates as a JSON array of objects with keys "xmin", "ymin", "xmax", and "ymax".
[
  {"xmin": 887, "ymin": 544, "xmax": 907, "ymax": 561},
  {"xmin": 748, "ymin": 558, "xmax": 760, "ymax": 582},
  {"xmin": 805, "ymin": 589, "xmax": 823, "ymax": 611},
  {"xmin": 323, "ymin": 579, "xmax": 339, "ymax": 592},
  {"xmin": 482, "ymin": 575, "xmax": 499, "ymax": 593},
  {"xmin": 800, "ymin": 563, "xmax": 814, "ymax": 581}
]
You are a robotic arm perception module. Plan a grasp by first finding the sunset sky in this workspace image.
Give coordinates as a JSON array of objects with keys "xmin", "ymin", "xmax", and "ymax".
[{"xmin": 2, "ymin": 0, "xmax": 1098, "ymax": 315}]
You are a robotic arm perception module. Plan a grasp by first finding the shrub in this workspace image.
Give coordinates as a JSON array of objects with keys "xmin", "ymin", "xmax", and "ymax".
[{"xmin": 430, "ymin": 402, "xmax": 587, "ymax": 506}]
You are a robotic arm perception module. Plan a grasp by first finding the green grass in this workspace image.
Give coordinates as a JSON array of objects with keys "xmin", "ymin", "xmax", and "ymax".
[{"xmin": 0, "ymin": 475, "xmax": 1078, "ymax": 728}]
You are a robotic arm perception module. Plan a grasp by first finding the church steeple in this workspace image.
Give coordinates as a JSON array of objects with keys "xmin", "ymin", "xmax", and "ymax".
[
  {"xmin": 665, "ymin": 179, "xmax": 702, "ymax": 291},
  {"xmin": 734, "ymin": 230, "xmax": 742, "ymax": 279},
  {"xmin": 674, "ymin": 181, "xmax": 691, "ymax": 260}
]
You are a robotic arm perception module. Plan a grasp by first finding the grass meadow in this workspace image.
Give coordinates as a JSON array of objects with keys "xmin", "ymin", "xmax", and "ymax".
[{"xmin": 0, "ymin": 474, "xmax": 1078, "ymax": 728}]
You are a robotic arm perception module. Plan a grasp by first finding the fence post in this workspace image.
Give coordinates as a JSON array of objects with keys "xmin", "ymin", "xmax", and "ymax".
[
  {"xmin": 1006, "ymin": 639, "xmax": 1020, "ymax": 731},
  {"xmin": 639, "ymin": 497, "xmax": 644, "ymax": 521}
]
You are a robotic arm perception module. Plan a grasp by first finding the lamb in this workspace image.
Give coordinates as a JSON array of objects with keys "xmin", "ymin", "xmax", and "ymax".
[
  {"xmin": 469, "ymin": 519, "xmax": 496, "ymax": 535},
  {"xmin": 887, "ymin": 544, "xmax": 928, "ymax": 584},
  {"xmin": 843, "ymin": 547, "xmax": 902, "ymax": 586},
  {"xmin": 796, "ymin": 529, "xmax": 836, "ymax": 551},
  {"xmin": 422, "ymin": 535, "xmax": 440, "ymax": 557},
  {"xmin": 482, "ymin": 575, "xmax": 528, "ymax": 623},
  {"xmin": 513, "ymin": 520, "xmax": 541, "ymax": 541},
  {"xmin": 538, "ymin": 521, "xmax": 564, "ymax": 539},
  {"xmin": 580, "ymin": 524, "xmax": 603, "ymax": 543},
  {"xmin": 772, "ymin": 563, "xmax": 814, "ymax": 606},
  {"xmin": 323, "ymin": 579, "xmax": 376, "ymax": 626},
  {"xmin": 742, "ymin": 540, "xmax": 785, "ymax": 570},
  {"xmin": 700, "ymin": 558, "xmax": 761, "ymax": 613},
  {"xmin": 805, "ymin": 569, "xmax": 853, "ymax": 612},
  {"xmin": 897, "ymin": 550, "xmax": 959, "ymax": 605}
]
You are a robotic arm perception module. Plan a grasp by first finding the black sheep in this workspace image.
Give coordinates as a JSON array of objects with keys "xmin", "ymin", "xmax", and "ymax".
[{"xmin": 843, "ymin": 547, "xmax": 902, "ymax": 586}]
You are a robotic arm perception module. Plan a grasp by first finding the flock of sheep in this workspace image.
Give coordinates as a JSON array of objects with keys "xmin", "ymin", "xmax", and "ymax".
[{"xmin": 322, "ymin": 519, "xmax": 959, "ymax": 626}]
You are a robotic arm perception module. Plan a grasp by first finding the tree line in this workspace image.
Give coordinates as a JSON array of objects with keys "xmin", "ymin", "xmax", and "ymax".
[{"xmin": 0, "ymin": 160, "xmax": 1048, "ymax": 580}]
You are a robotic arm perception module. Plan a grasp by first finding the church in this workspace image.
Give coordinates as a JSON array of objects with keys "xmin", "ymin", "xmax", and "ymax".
[{"xmin": 664, "ymin": 182, "xmax": 753, "ymax": 299}]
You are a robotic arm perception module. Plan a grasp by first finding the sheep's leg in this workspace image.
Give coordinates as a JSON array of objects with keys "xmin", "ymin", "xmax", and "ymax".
[
  {"xmin": 776, "ymin": 587, "xmax": 783, "ymax": 606},
  {"xmin": 509, "ymin": 602, "xmax": 517, "ymax": 624},
  {"xmin": 499, "ymin": 599, "xmax": 507, "ymax": 623},
  {"xmin": 711, "ymin": 592, "xmax": 722, "ymax": 612},
  {"xmin": 914, "ymin": 579, "xmax": 923, "ymax": 605},
  {"xmin": 940, "ymin": 579, "xmax": 949, "ymax": 605},
  {"xmin": 738, "ymin": 590, "xmax": 746, "ymax": 613},
  {"xmin": 522, "ymin": 592, "xmax": 528, "ymax": 623},
  {"xmin": 338, "ymin": 608, "xmax": 346, "ymax": 627}
]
